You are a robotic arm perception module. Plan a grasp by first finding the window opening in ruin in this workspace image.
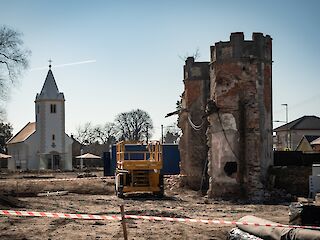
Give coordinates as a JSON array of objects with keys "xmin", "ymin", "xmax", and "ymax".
[{"xmin": 224, "ymin": 161, "xmax": 237, "ymax": 177}]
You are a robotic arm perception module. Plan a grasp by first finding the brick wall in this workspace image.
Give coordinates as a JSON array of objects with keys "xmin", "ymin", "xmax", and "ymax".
[
  {"xmin": 207, "ymin": 33, "xmax": 273, "ymax": 200},
  {"xmin": 178, "ymin": 33, "xmax": 273, "ymax": 200},
  {"xmin": 178, "ymin": 57, "xmax": 210, "ymax": 190}
]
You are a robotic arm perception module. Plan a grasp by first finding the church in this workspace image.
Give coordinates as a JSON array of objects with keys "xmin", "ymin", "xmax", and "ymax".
[{"xmin": 6, "ymin": 64, "xmax": 73, "ymax": 170}]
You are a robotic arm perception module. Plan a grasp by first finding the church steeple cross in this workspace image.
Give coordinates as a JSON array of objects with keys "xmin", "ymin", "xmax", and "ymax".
[{"xmin": 49, "ymin": 59, "xmax": 52, "ymax": 69}]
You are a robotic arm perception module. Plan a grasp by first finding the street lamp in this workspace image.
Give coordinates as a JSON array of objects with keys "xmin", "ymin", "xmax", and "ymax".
[
  {"xmin": 281, "ymin": 103, "xmax": 289, "ymax": 149},
  {"xmin": 281, "ymin": 103, "xmax": 288, "ymax": 124},
  {"xmin": 161, "ymin": 125, "xmax": 164, "ymax": 144},
  {"xmin": 80, "ymin": 148, "xmax": 83, "ymax": 170}
]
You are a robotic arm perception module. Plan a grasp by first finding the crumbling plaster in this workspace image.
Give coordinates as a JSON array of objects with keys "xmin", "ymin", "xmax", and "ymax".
[{"xmin": 178, "ymin": 33, "xmax": 273, "ymax": 200}]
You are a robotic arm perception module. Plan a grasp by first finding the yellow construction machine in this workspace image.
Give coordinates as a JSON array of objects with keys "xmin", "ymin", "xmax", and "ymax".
[{"xmin": 115, "ymin": 141, "xmax": 164, "ymax": 198}]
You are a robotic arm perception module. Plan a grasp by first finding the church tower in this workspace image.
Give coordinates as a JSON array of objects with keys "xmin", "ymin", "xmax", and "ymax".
[{"xmin": 35, "ymin": 63, "xmax": 67, "ymax": 169}]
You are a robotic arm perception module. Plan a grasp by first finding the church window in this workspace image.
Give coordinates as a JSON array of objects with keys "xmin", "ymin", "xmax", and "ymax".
[
  {"xmin": 50, "ymin": 104, "xmax": 56, "ymax": 113},
  {"xmin": 37, "ymin": 105, "xmax": 40, "ymax": 114},
  {"xmin": 52, "ymin": 134, "xmax": 55, "ymax": 141}
]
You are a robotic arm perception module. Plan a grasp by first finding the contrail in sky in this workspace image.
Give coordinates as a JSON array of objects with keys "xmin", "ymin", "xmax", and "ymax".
[{"xmin": 30, "ymin": 59, "xmax": 97, "ymax": 71}]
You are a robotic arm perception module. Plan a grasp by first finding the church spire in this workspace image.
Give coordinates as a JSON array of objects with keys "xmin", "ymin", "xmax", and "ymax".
[
  {"xmin": 35, "ymin": 60, "xmax": 65, "ymax": 101},
  {"xmin": 49, "ymin": 59, "xmax": 52, "ymax": 70}
]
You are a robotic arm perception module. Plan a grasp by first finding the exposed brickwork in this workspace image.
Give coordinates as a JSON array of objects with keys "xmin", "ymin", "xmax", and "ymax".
[
  {"xmin": 178, "ymin": 33, "xmax": 273, "ymax": 200},
  {"xmin": 178, "ymin": 57, "xmax": 210, "ymax": 190},
  {"xmin": 208, "ymin": 32, "xmax": 273, "ymax": 200}
]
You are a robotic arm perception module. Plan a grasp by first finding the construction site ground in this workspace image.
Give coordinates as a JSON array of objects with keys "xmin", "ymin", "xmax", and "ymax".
[{"xmin": 0, "ymin": 170, "xmax": 290, "ymax": 240}]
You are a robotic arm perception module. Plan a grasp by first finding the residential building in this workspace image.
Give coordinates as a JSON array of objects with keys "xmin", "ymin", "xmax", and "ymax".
[
  {"xmin": 296, "ymin": 135, "xmax": 320, "ymax": 152},
  {"xmin": 311, "ymin": 137, "xmax": 320, "ymax": 152},
  {"xmin": 274, "ymin": 116, "xmax": 320, "ymax": 151}
]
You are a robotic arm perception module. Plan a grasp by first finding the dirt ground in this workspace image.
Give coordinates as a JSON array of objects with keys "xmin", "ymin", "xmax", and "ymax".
[{"xmin": 0, "ymin": 171, "xmax": 290, "ymax": 240}]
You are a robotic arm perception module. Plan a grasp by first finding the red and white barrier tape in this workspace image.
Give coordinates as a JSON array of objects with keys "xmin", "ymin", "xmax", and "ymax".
[
  {"xmin": 0, "ymin": 177, "xmax": 106, "ymax": 183},
  {"xmin": 0, "ymin": 210, "xmax": 120, "ymax": 221},
  {"xmin": 1, "ymin": 210, "xmax": 320, "ymax": 230},
  {"xmin": 124, "ymin": 215, "xmax": 320, "ymax": 230}
]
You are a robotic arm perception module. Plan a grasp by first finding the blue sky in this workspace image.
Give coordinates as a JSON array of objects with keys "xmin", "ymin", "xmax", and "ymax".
[{"xmin": 1, "ymin": 0, "xmax": 320, "ymax": 138}]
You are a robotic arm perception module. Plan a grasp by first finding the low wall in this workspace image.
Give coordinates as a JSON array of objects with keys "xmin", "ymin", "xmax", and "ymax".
[
  {"xmin": 274, "ymin": 151, "xmax": 320, "ymax": 166},
  {"xmin": 270, "ymin": 166, "xmax": 312, "ymax": 197},
  {"xmin": 0, "ymin": 177, "xmax": 114, "ymax": 196}
]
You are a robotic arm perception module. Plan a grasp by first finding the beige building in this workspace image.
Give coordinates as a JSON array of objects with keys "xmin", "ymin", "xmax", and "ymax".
[
  {"xmin": 311, "ymin": 137, "xmax": 320, "ymax": 152},
  {"xmin": 6, "ymin": 66, "xmax": 73, "ymax": 170},
  {"xmin": 274, "ymin": 116, "xmax": 320, "ymax": 151},
  {"xmin": 296, "ymin": 135, "xmax": 320, "ymax": 152}
]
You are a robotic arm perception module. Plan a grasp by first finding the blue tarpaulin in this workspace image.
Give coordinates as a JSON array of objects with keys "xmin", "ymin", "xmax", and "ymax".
[{"xmin": 103, "ymin": 144, "xmax": 180, "ymax": 176}]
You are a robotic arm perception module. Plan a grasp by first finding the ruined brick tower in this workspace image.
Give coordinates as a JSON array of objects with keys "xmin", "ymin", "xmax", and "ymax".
[
  {"xmin": 207, "ymin": 32, "xmax": 273, "ymax": 200},
  {"xmin": 178, "ymin": 57, "xmax": 210, "ymax": 190},
  {"xmin": 178, "ymin": 32, "xmax": 273, "ymax": 200}
]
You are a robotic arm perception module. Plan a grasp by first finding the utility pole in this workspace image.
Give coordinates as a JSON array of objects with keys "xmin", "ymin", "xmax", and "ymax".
[
  {"xmin": 146, "ymin": 126, "xmax": 149, "ymax": 144},
  {"xmin": 80, "ymin": 148, "xmax": 83, "ymax": 170},
  {"xmin": 281, "ymin": 103, "xmax": 289, "ymax": 149},
  {"xmin": 161, "ymin": 125, "xmax": 164, "ymax": 144}
]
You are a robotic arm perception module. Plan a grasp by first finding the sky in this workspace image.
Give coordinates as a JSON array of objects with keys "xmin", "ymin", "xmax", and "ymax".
[{"xmin": 0, "ymin": 0, "xmax": 320, "ymax": 139}]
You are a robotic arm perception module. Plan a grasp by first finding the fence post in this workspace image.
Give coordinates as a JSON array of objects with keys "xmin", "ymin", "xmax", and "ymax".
[{"xmin": 120, "ymin": 205, "xmax": 128, "ymax": 240}]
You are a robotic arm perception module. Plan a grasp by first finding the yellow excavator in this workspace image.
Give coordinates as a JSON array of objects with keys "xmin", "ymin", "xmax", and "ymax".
[{"xmin": 115, "ymin": 140, "xmax": 164, "ymax": 198}]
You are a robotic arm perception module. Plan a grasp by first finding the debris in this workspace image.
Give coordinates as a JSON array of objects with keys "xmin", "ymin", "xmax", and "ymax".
[
  {"xmin": 37, "ymin": 191, "xmax": 69, "ymax": 197},
  {"xmin": 228, "ymin": 228, "xmax": 263, "ymax": 240},
  {"xmin": 0, "ymin": 195, "xmax": 26, "ymax": 208},
  {"xmin": 237, "ymin": 215, "xmax": 320, "ymax": 240},
  {"xmin": 315, "ymin": 193, "xmax": 320, "ymax": 205},
  {"xmin": 289, "ymin": 202, "xmax": 320, "ymax": 226},
  {"xmin": 77, "ymin": 172, "xmax": 97, "ymax": 178},
  {"xmin": 22, "ymin": 175, "xmax": 55, "ymax": 179}
]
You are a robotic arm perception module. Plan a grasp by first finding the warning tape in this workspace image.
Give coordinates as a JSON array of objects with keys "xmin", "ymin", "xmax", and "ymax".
[
  {"xmin": 0, "ymin": 177, "xmax": 107, "ymax": 183},
  {"xmin": 1, "ymin": 210, "xmax": 320, "ymax": 230},
  {"xmin": 124, "ymin": 215, "xmax": 320, "ymax": 230},
  {"xmin": 0, "ymin": 210, "xmax": 120, "ymax": 221}
]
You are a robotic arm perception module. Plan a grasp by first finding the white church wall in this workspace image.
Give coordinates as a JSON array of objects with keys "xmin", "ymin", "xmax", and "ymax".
[
  {"xmin": 7, "ymin": 145, "xmax": 16, "ymax": 170},
  {"xmin": 64, "ymin": 135, "xmax": 73, "ymax": 170},
  {"xmin": 43, "ymin": 101, "xmax": 64, "ymax": 153},
  {"xmin": 25, "ymin": 132, "xmax": 40, "ymax": 170},
  {"xmin": 7, "ymin": 143, "xmax": 28, "ymax": 170},
  {"xmin": 39, "ymin": 155, "xmax": 47, "ymax": 170}
]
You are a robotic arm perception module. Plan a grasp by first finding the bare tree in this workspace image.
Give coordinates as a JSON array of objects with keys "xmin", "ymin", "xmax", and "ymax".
[
  {"xmin": 93, "ymin": 122, "xmax": 116, "ymax": 145},
  {"xmin": 74, "ymin": 122, "xmax": 117, "ymax": 147},
  {"xmin": 74, "ymin": 122, "xmax": 96, "ymax": 145},
  {"xmin": 0, "ymin": 25, "xmax": 30, "ymax": 118},
  {"xmin": 74, "ymin": 110, "xmax": 153, "ymax": 144},
  {"xmin": 178, "ymin": 48, "xmax": 200, "ymax": 61},
  {"xmin": 0, "ymin": 121, "xmax": 13, "ymax": 153},
  {"xmin": 0, "ymin": 106, "xmax": 5, "ymax": 122},
  {"xmin": 114, "ymin": 109, "xmax": 153, "ymax": 141}
]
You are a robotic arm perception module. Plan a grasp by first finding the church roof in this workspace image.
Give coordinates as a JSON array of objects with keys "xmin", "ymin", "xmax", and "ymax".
[
  {"xmin": 7, "ymin": 122, "xmax": 36, "ymax": 144},
  {"xmin": 36, "ymin": 69, "xmax": 64, "ymax": 101}
]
